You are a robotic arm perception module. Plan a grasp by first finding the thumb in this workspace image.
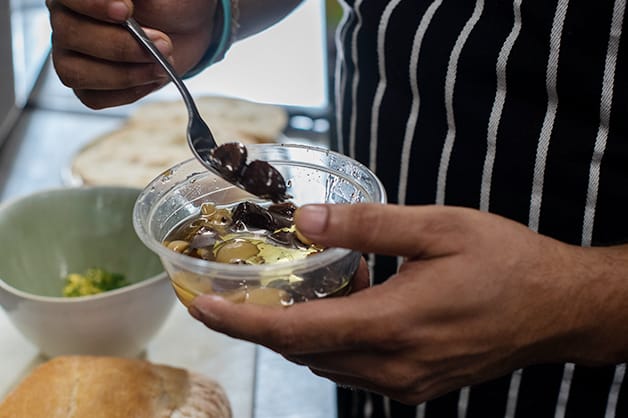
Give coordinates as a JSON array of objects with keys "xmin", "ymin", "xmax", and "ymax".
[{"xmin": 294, "ymin": 203, "xmax": 465, "ymax": 258}]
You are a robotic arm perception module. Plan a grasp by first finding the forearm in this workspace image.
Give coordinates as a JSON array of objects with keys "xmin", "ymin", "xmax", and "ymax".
[{"xmin": 542, "ymin": 243, "xmax": 628, "ymax": 365}]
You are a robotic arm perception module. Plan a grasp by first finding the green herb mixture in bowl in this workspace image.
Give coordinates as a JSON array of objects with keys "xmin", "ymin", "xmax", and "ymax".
[{"xmin": 0, "ymin": 187, "xmax": 174, "ymax": 358}]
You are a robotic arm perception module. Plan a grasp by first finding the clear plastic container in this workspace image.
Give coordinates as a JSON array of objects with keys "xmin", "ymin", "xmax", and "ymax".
[{"xmin": 133, "ymin": 144, "xmax": 387, "ymax": 306}]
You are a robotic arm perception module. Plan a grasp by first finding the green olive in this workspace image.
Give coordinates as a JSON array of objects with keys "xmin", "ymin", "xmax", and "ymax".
[
  {"xmin": 221, "ymin": 289, "xmax": 247, "ymax": 303},
  {"xmin": 167, "ymin": 240, "xmax": 190, "ymax": 253},
  {"xmin": 195, "ymin": 248, "xmax": 213, "ymax": 260},
  {"xmin": 215, "ymin": 239, "xmax": 259, "ymax": 263},
  {"xmin": 245, "ymin": 287, "xmax": 292, "ymax": 306}
]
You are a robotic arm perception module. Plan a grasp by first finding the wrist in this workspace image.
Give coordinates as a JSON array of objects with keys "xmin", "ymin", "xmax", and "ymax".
[
  {"xmin": 570, "ymin": 245, "xmax": 628, "ymax": 364},
  {"xmin": 184, "ymin": 0, "xmax": 238, "ymax": 78}
]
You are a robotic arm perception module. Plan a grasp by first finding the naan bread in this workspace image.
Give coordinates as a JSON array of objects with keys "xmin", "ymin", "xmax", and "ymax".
[
  {"xmin": 70, "ymin": 96, "xmax": 288, "ymax": 188},
  {"xmin": 128, "ymin": 96, "xmax": 288, "ymax": 143}
]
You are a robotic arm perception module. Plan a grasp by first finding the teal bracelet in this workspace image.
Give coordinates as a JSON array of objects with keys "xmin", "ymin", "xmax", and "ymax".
[{"xmin": 184, "ymin": 0, "xmax": 232, "ymax": 78}]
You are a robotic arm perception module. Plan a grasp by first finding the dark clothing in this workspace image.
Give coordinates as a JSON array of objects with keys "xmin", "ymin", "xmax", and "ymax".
[{"xmin": 333, "ymin": 0, "xmax": 628, "ymax": 416}]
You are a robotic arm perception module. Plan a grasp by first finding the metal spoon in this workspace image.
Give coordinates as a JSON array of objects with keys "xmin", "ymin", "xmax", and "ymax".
[
  {"xmin": 123, "ymin": 18, "xmax": 290, "ymax": 202},
  {"xmin": 123, "ymin": 18, "xmax": 219, "ymax": 173}
]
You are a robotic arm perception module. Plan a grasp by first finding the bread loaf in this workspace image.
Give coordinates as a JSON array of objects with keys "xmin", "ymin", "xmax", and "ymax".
[{"xmin": 0, "ymin": 356, "xmax": 232, "ymax": 418}]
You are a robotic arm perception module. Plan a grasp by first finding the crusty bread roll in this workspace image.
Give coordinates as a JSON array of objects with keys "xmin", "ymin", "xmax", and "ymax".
[{"xmin": 0, "ymin": 356, "xmax": 232, "ymax": 418}]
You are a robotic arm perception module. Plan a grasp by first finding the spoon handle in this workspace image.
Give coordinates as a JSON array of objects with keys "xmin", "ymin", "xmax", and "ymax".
[{"xmin": 123, "ymin": 18, "xmax": 202, "ymax": 118}]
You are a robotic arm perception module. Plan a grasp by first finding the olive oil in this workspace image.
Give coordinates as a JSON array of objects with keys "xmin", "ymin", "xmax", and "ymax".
[
  {"xmin": 163, "ymin": 200, "xmax": 353, "ymax": 306},
  {"xmin": 163, "ymin": 201, "xmax": 323, "ymax": 264}
]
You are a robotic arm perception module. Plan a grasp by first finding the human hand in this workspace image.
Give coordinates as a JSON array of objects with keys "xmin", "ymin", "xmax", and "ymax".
[
  {"xmin": 189, "ymin": 203, "xmax": 625, "ymax": 404},
  {"xmin": 46, "ymin": 0, "xmax": 217, "ymax": 108}
]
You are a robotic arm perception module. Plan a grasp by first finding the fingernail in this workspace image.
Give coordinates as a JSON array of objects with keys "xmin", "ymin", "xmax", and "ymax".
[
  {"xmin": 295, "ymin": 205, "xmax": 329, "ymax": 235},
  {"xmin": 107, "ymin": 1, "xmax": 129, "ymax": 21},
  {"xmin": 188, "ymin": 305, "xmax": 204, "ymax": 321}
]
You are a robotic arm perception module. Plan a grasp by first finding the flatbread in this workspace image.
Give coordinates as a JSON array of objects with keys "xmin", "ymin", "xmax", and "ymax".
[
  {"xmin": 70, "ymin": 96, "xmax": 288, "ymax": 188},
  {"xmin": 71, "ymin": 125, "xmax": 192, "ymax": 188},
  {"xmin": 128, "ymin": 96, "xmax": 288, "ymax": 143}
]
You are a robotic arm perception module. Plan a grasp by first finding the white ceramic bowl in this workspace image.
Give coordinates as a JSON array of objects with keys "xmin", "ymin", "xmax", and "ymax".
[{"xmin": 0, "ymin": 187, "xmax": 175, "ymax": 358}]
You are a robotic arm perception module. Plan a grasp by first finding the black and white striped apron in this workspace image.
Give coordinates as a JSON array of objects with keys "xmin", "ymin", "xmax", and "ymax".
[{"xmin": 332, "ymin": 0, "xmax": 628, "ymax": 416}]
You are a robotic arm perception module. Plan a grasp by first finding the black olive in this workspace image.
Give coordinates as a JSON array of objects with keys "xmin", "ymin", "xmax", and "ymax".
[
  {"xmin": 270, "ymin": 214, "xmax": 293, "ymax": 230},
  {"xmin": 232, "ymin": 201, "xmax": 293, "ymax": 231},
  {"xmin": 208, "ymin": 142, "xmax": 248, "ymax": 182},
  {"xmin": 268, "ymin": 230, "xmax": 299, "ymax": 248},
  {"xmin": 240, "ymin": 160, "xmax": 289, "ymax": 203},
  {"xmin": 232, "ymin": 202, "xmax": 276, "ymax": 230},
  {"xmin": 268, "ymin": 202, "xmax": 297, "ymax": 218}
]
